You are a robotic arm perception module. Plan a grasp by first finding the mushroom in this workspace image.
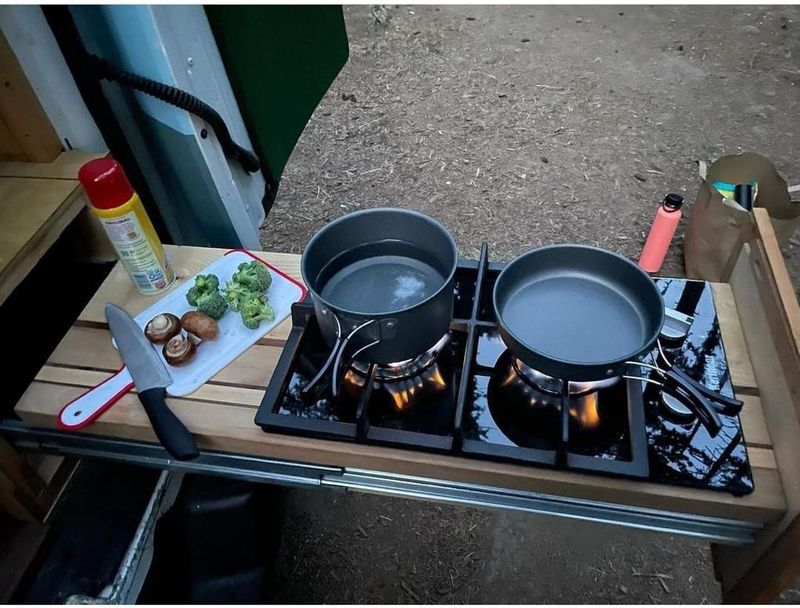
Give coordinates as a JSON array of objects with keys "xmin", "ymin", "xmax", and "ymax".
[
  {"xmin": 144, "ymin": 313, "xmax": 181, "ymax": 343},
  {"xmin": 180, "ymin": 311, "xmax": 219, "ymax": 341},
  {"xmin": 162, "ymin": 334, "xmax": 196, "ymax": 366}
]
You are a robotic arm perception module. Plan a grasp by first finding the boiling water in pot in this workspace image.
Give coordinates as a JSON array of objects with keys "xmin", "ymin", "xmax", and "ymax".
[{"xmin": 317, "ymin": 240, "xmax": 448, "ymax": 314}]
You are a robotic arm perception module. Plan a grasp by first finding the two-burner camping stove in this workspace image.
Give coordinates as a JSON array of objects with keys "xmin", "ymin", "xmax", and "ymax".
[{"xmin": 256, "ymin": 247, "xmax": 754, "ymax": 496}]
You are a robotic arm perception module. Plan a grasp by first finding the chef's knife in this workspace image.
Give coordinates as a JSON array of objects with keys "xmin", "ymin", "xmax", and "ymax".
[{"xmin": 105, "ymin": 304, "xmax": 199, "ymax": 460}]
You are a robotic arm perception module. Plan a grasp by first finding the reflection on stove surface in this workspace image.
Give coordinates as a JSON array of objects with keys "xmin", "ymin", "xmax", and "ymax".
[
  {"xmin": 644, "ymin": 279, "xmax": 753, "ymax": 495},
  {"xmin": 460, "ymin": 279, "xmax": 755, "ymax": 495},
  {"xmin": 278, "ymin": 356, "xmax": 356, "ymax": 422}
]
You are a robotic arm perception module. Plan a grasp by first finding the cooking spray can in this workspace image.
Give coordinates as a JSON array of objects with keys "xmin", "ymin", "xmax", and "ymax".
[{"xmin": 78, "ymin": 157, "xmax": 175, "ymax": 295}]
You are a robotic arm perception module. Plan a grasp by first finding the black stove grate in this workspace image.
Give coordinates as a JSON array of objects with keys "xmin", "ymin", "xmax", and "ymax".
[
  {"xmin": 256, "ymin": 299, "xmax": 470, "ymax": 452},
  {"xmin": 255, "ymin": 245, "xmax": 754, "ymax": 495},
  {"xmin": 453, "ymin": 246, "xmax": 650, "ymax": 478}
]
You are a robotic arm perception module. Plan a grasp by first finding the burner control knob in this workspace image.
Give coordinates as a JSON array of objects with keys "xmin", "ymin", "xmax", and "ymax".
[{"xmin": 660, "ymin": 308, "xmax": 694, "ymax": 345}]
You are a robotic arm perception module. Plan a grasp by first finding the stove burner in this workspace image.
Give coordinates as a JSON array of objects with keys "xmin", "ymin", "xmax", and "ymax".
[
  {"xmin": 338, "ymin": 331, "xmax": 456, "ymax": 435},
  {"xmin": 512, "ymin": 358, "xmax": 621, "ymax": 396},
  {"xmin": 349, "ymin": 334, "xmax": 450, "ymax": 382},
  {"xmin": 342, "ymin": 359, "xmax": 449, "ymax": 412},
  {"xmin": 486, "ymin": 350, "xmax": 629, "ymax": 450}
]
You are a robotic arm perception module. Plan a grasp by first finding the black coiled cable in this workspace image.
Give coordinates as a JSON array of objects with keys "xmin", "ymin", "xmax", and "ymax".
[{"xmin": 88, "ymin": 53, "xmax": 261, "ymax": 174}]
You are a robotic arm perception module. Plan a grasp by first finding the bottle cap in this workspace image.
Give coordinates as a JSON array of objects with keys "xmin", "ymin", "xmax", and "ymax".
[
  {"xmin": 78, "ymin": 157, "xmax": 135, "ymax": 210},
  {"xmin": 663, "ymin": 193, "xmax": 684, "ymax": 211},
  {"xmin": 734, "ymin": 183, "xmax": 754, "ymax": 211}
]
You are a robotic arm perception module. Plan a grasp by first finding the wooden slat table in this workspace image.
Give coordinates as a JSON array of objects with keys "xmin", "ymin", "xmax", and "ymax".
[{"xmin": 11, "ymin": 245, "xmax": 786, "ymax": 530}]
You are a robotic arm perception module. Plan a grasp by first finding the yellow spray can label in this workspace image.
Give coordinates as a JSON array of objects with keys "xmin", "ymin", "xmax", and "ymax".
[{"xmin": 93, "ymin": 194, "xmax": 175, "ymax": 295}]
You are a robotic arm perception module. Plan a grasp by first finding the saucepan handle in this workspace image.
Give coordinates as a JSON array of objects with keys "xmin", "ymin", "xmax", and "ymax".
[
  {"xmin": 301, "ymin": 311, "xmax": 343, "ymax": 398},
  {"xmin": 301, "ymin": 312, "xmax": 380, "ymax": 398},
  {"xmin": 302, "ymin": 351, "xmax": 339, "ymax": 398},
  {"xmin": 331, "ymin": 319, "xmax": 379, "ymax": 398}
]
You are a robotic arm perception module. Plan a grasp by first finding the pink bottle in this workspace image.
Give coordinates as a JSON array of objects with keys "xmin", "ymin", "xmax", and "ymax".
[{"xmin": 638, "ymin": 193, "xmax": 684, "ymax": 274}]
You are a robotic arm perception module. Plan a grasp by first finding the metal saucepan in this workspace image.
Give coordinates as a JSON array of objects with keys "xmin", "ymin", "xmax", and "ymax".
[
  {"xmin": 493, "ymin": 244, "xmax": 738, "ymax": 435},
  {"xmin": 301, "ymin": 208, "xmax": 458, "ymax": 394}
]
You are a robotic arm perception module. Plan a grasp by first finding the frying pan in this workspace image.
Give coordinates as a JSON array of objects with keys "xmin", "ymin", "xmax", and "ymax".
[
  {"xmin": 493, "ymin": 244, "xmax": 735, "ymax": 435},
  {"xmin": 493, "ymin": 244, "xmax": 664, "ymax": 381}
]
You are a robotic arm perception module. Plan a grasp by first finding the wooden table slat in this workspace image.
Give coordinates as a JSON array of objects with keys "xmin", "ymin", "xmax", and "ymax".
[
  {"xmin": 35, "ymin": 366, "xmax": 264, "ymax": 409},
  {"xmin": 711, "ymin": 282, "xmax": 759, "ymax": 389}
]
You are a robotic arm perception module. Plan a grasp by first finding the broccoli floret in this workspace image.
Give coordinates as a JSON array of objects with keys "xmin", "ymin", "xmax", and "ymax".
[
  {"xmin": 223, "ymin": 280, "xmax": 251, "ymax": 312},
  {"xmin": 239, "ymin": 293, "xmax": 274, "ymax": 329},
  {"xmin": 186, "ymin": 286, "xmax": 202, "ymax": 307},
  {"xmin": 186, "ymin": 274, "xmax": 220, "ymax": 306},
  {"xmin": 231, "ymin": 261, "xmax": 271, "ymax": 293},
  {"xmin": 196, "ymin": 290, "xmax": 228, "ymax": 320}
]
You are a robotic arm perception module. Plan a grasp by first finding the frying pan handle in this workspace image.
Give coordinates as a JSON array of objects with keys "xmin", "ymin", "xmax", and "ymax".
[
  {"xmin": 657, "ymin": 339, "xmax": 743, "ymax": 415},
  {"xmin": 667, "ymin": 366, "xmax": 743, "ymax": 414},
  {"xmin": 664, "ymin": 369, "xmax": 723, "ymax": 437}
]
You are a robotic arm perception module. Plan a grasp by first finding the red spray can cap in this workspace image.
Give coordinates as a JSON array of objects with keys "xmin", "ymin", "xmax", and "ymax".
[{"xmin": 78, "ymin": 157, "xmax": 135, "ymax": 210}]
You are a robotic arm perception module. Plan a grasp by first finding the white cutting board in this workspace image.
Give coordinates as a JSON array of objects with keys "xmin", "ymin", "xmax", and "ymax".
[{"xmin": 58, "ymin": 250, "xmax": 305, "ymax": 429}]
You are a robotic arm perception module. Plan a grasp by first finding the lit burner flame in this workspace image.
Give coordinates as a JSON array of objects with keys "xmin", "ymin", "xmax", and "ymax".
[
  {"xmin": 384, "ymin": 365, "xmax": 447, "ymax": 411},
  {"xmin": 389, "ymin": 386, "xmax": 414, "ymax": 411},
  {"xmin": 342, "ymin": 369, "xmax": 364, "ymax": 396},
  {"xmin": 428, "ymin": 366, "xmax": 447, "ymax": 390},
  {"xmin": 570, "ymin": 392, "xmax": 601, "ymax": 430},
  {"xmin": 500, "ymin": 366, "xmax": 519, "ymax": 389}
]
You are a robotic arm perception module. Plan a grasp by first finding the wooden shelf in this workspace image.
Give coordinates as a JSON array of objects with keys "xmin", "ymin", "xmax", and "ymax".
[
  {"xmin": 710, "ymin": 209, "xmax": 800, "ymax": 602},
  {"xmin": 0, "ymin": 151, "xmax": 103, "ymax": 307}
]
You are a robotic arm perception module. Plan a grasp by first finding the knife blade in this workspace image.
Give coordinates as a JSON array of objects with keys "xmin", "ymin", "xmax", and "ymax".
[{"xmin": 106, "ymin": 304, "xmax": 199, "ymax": 460}]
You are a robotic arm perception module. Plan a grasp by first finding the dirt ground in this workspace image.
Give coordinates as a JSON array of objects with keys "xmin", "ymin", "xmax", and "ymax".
[{"xmin": 260, "ymin": 5, "xmax": 800, "ymax": 604}]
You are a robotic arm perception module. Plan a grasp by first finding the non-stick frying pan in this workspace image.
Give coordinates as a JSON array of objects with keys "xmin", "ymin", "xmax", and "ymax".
[
  {"xmin": 493, "ymin": 244, "xmax": 737, "ymax": 436},
  {"xmin": 493, "ymin": 244, "xmax": 664, "ymax": 381}
]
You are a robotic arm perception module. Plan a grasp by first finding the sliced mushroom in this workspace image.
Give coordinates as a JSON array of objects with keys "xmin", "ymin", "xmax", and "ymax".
[
  {"xmin": 162, "ymin": 334, "xmax": 196, "ymax": 366},
  {"xmin": 145, "ymin": 313, "xmax": 181, "ymax": 343},
  {"xmin": 180, "ymin": 311, "xmax": 219, "ymax": 341}
]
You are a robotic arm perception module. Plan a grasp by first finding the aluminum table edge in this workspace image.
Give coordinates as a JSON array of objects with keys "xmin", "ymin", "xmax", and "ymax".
[{"xmin": 1, "ymin": 421, "xmax": 761, "ymax": 544}]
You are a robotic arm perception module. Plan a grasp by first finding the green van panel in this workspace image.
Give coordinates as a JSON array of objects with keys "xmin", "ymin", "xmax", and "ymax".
[{"xmin": 205, "ymin": 6, "xmax": 349, "ymax": 199}]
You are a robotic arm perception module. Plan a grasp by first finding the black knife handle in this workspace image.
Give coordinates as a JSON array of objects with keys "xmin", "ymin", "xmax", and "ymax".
[{"xmin": 138, "ymin": 387, "xmax": 199, "ymax": 460}]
